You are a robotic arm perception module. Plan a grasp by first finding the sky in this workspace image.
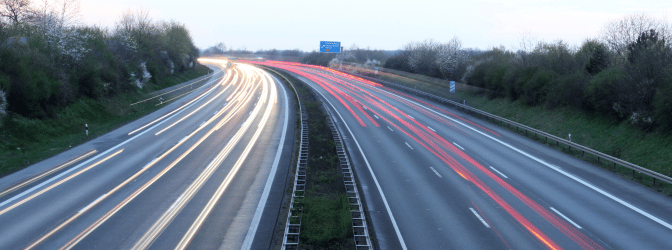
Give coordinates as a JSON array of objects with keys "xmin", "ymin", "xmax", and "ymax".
[{"xmin": 77, "ymin": 0, "xmax": 672, "ymax": 52}]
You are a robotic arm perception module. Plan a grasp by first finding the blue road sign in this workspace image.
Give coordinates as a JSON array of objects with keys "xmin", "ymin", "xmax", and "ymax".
[
  {"xmin": 450, "ymin": 81, "xmax": 456, "ymax": 93},
  {"xmin": 320, "ymin": 41, "xmax": 341, "ymax": 53}
]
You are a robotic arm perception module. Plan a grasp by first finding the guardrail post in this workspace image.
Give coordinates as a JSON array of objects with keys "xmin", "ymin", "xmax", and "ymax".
[{"xmin": 653, "ymin": 178, "xmax": 656, "ymax": 186}]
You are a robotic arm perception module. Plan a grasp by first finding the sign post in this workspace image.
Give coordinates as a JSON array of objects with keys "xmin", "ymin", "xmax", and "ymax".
[{"xmin": 450, "ymin": 81, "xmax": 456, "ymax": 93}]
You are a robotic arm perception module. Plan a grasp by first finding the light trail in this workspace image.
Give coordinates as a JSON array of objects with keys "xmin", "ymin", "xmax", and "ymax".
[
  {"xmin": 250, "ymin": 61, "xmax": 604, "ymax": 250},
  {"xmin": 132, "ymin": 65, "xmax": 272, "ymax": 250},
  {"xmin": 0, "ymin": 149, "xmax": 97, "ymax": 198},
  {"xmin": 0, "ymin": 149, "xmax": 124, "ymax": 217},
  {"xmin": 58, "ymin": 63, "xmax": 264, "ymax": 250},
  {"xmin": 155, "ymin": 83, "xmax": 233, "ymax": 135},
  {"xmin": 128, "ymin": 76, "xmax": 223, "ymax": 135}
]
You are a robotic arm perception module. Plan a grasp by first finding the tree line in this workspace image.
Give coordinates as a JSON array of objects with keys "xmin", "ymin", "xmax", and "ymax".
[
  {"xmin": 0, "ymin": 0, "xmax": 200, "ymax": 121},
  {"xmin": 383, "ymin": 13, "xmax": 672, "ymax": 133}
]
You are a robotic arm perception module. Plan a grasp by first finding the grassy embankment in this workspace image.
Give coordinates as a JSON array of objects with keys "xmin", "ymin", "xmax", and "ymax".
[
  {"xmin": 268, "ymin": 69, "xmax": 353, "ymax": 249},
  {"xmin": 370, "ymin": 72, "xmax": 672, "ymax": 195},
  {"xmin": 0, "ymin": 65, "xmax": 211, "ymax": 177}
]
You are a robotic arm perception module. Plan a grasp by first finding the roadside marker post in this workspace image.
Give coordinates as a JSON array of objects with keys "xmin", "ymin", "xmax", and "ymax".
[{"xmin": 85, "ymin": 124, "xmax": 88, "ymax": 137}]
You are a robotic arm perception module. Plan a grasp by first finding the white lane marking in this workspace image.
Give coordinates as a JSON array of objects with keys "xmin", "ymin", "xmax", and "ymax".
[
  {"xmin": 430, "ymin": 167, "xmax": 442, "ymax": 178},
  {"xmin": 143, "ymin": 158, "xmax": 158, "ymax": 169},
  {"xmin": 489, "ymin": 166, "xmax": 508, "ymax": 178},
  {"xmin": 469, "ymin": 207, "xmax": 491, "ymax": 228},
  {"xmin": 452, "ymin": 142, "xmax": 465, "ymax": 150},
  {"xmin": 382, "ymin": 88, "xmax": 672, "ymax": 231},
  {"xmin": 387, "ymin": 126, "xmax": 393, "ymax": 132},
  {"xmin": 427, "ymin": 126, "xmax": 435, "ymax": 132},
  {"xmin": 179, "ymin": 136, "xmax": 188, "ymax": 143},
  {"xmin": 405, "ymin": 142, "xmax": 413, "ymax": 150},
  {"xmin": 374, "ymin": 115, "xmax": 380, "ymax": 119},
  {"xmin": 363, "ymin": 106, "xmax": 368, "ymax": 110},
  {"xmin": 300, "ymin": 78, "xmax": 408, "ymax": 249},
  {"xmin": 254, "ymin": 102, "xmax": 257, "ymax": 107},
  {"xmin": 199, "ymin": 121, "xmax": 206, "ymax": 127},
  {"xmin": 408, "ymin": 115, "xmax": 414, "ymax": 119},
  {"xmin": 168, "ymin": 193, "xmax": 185, "ymax": 212},
  {"xmin": 79, "ymin": 194, "xmax": 106, "ymax": 213},
  {"xmin": 0, "ymin": 85, "xmax": 217, "ymax": 210},
  {"xmin": 550, "ymin": 207, "xmax": 582, "ymax": 229},
  {"xmin": 242, "ymin": 73, "xmax": 290, "ymax": 249},
  {"xmin": 249, "ymin": 111, "xmax": 252, "ymax": 115}
]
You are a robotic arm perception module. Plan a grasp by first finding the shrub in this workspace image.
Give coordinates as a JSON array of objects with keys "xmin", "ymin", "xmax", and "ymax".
[
  {"xmin": 521, "ymin": 69, "xmax": 555, "ymax": 106},
  {"xmin": 546, "ymin": 71, "xmax": 590, "ymax": 109},
  {"xmin": 586, "ymin": 67, "xmax": 624, "ymax": 117},
  {"xmin": 654, "ymin": 80, "xmax": 672, "ymax": 132}
]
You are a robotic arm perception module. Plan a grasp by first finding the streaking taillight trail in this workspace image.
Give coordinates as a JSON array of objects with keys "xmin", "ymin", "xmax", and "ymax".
[{"xmin": 242, "ymin": 60, "xmax": 604, "ymax": 250}]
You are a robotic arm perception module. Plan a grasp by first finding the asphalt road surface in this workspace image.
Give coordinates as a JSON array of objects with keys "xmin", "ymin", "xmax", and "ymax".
[
  {"xmin": 0, "ymin": 59, "xmax": 294, "ymax": 250},
  {"xmin": 249, "ymin": 60, "xmax": 672, "ymax": 250}
]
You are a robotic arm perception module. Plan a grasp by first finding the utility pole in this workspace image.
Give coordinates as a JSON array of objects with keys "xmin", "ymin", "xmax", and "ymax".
[{"xmin": 340, "ymin": 46, "xmax": 344, "ymax": 70}]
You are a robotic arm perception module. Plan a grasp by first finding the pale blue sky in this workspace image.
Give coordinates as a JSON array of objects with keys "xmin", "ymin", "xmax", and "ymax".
[{"xmin": 79, "ymin": 0, "xmax": 672, "ymax": 51}]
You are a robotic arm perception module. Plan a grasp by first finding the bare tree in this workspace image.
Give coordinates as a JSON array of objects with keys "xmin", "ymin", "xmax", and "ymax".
[
  {"xmin": 1, "ymin": 0, "xmax": 32, "ymax": 24},
  {"xmin": 602, "ymin": 13, "xmax": 672, "ymax": 55}
]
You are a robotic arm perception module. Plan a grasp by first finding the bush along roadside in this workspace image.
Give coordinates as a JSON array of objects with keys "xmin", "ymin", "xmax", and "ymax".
[
  {"xmin": 350, "ymin": 69, "xmax": 672, "ymax": 196},
  {"xmin": 0, "ymin": 64, "xmax": 211, "ymax": 177},
  {"xmin": 267, "ymin": 69, "xmax": 353, "ymax": 249}
]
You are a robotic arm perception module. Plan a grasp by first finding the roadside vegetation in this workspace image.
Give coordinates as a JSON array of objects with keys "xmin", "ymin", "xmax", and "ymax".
[
  {"xmin": 0, "ymin": 0, "xmax": 207, "ymax": 176},
  {"xmin": 269, "ymin": 69, "xmax": 353, "ymax": 249}
]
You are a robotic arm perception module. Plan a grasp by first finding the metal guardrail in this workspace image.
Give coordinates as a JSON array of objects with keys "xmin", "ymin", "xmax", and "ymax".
[
  {"xmin": 324, "ymin": 105, "xmax": 373, "ymax": 250},
  {"xmin": 263, "ymin": 68, "xmax": 307, "ymax": 250},
  {"xmin": 265, "ymin": 66, "xmax": 374, "ymax": 249},
  {"xmin": 353, "ymin": 73, "xmax": 672, "ymax": 186}
]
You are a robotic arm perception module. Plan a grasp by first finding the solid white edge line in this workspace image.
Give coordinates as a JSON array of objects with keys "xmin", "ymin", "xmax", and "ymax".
[
  {"xmin": 379, "ymin": 88, "xmax": 672, "ymax": 231},
  {"xmin": 241, "ymin": 74, "xmax": 289, "ymax": 249},
  {"xmin": 469, "ymin": 207, "xmax": 491, "ymax": 228},
  {"xmin": 550, "ymin": 207, "xmax": 582, "ymax": 229},
  {"xmin": 298, "ymin": 77, "xmax": 408, "ymax": 250},
  {"xmin": 79, "ymin": 194, "xmax": 106, "ymax": 213},
  {"xmin": 0, "ymin": 79, "xmax": 220, "ymax": 210},
  {"xmin": 489, "ymin": 166, "xmax": 508, "ymax": 179},
  {"xmin": 430, "ymin": 167, "xmax": 442, "ymax": 178},
  {"xmin": 452, "ymin": 142, "xmax": 465, "ymax": 150}
]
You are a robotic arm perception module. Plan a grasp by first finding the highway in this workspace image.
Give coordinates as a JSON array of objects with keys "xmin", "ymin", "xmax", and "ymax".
[
  {"xmin": 0, "ymin": 59, "xmax": 294, "ymax": 250},
  {"xmin": 250, "ymin": 61, "xmax": 672, "ymax": 250}
]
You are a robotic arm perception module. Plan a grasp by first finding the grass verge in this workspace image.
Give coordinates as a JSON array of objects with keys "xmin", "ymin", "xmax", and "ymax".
[
  {"xmin": 0, "ymin": 65, "xmax": 211, "ymax": 177},
  {"xmin": 268, "ymin": 68, "xmax": 353, "ymax": 249},
  {"xmin": 362, "ymin": 71, "xmax": 672, "ymax": 196}
]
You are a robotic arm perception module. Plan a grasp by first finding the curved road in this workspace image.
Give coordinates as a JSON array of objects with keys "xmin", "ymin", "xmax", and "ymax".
[
  {"xmin": 0, "ymin": 59, "xmax": 294, "ymax": 250},
  {"xmin": 250, "ymin": 61, "xmax": 672, "ymax": 250}
]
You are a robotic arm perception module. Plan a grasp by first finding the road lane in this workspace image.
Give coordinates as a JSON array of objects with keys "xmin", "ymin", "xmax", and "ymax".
[
  {"xmin": 251, "ymin": 61, "xmax": 672, "ymax": 250},
  {"xmin": 0, "ymin": 59, "xmax": 294, "ymax": 250}
]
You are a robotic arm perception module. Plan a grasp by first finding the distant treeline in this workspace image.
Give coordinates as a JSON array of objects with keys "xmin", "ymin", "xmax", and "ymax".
[
  {"xmin": 0, "ymin": 2, "xmax": 200, "ymax": 120},
  {"xmin": 464, "ymin": 14, "xmax": 672, "ymax": 132},
  {"xmin": 385, "ymin": 13, "xmax": 672, "ymax": 133}
]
